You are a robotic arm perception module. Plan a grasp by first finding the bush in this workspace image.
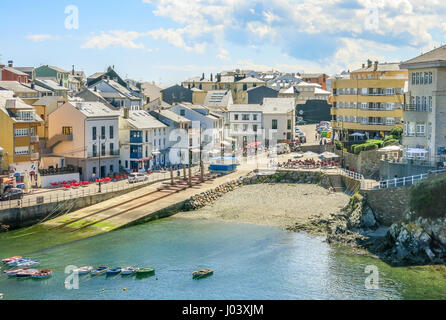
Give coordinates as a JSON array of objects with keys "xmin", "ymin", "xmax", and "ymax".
[
  {"xmin": 366, "ymin": 139, "xmax": 384, "ymax": 148},
  {"xmin": 410, "ymin": 175, "xmax": 446, "ymax": 219},
  {"xmin": 363, "ymin": 143, "xmax": 379, "ymax": 151},
  {"xmin": 335, "ymin": 141, "xmax": 343, "ymax": 150},
  {"xmin": 384, "ymin": 135, "xmax": 395, "ymax": 141},
  {"xmin": 383, "ymin": 139, "xmax": 399, "ymax": 147},
  {"xmin": 390, "ymin": 126, "xmax": 403, "ymax": 140}
]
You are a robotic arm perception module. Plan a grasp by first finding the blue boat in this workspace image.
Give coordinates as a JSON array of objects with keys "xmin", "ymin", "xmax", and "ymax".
[
  {"xmin": 91, "ymin": 267, "xmax": 108, "ymax": 276},
  {"xmin": 106, "ymin": 267, "xmax": 121, "ymax": 276}
]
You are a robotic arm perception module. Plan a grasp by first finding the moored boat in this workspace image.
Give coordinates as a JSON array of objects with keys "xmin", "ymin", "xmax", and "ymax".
[
  {"xmin": 31, "ymin": 269, "xmax": 53, "ymax": 279},
  {"xmin": 136, "ymin": 267, "xmax": 155, "ymax": 276},
  {"xmin": 106, "ymin": 267, "xmax": 122, "ymax": 276},
  {"xmin": 121, "ymin": 267, "xmax": 136, "ymax": 276},
  {"xmin": 73, "ymin": 266, "xmax": 93, "ymax": 275},
  {"xmin": 2, "ymin": 256, "xmax": 22, "ymax": 264},
  {"xmin": 91, "ymin": 267, "xmax": 108, "ymax": 275},
  {"xmin": 192, "ymin": 269, "xmax": 214, "ymax": 279},
  {"xmin": 7, "ymin": 258, "xmax": 30, "ymax": 267},
  {"xmin": 15, "ymin": 260, "xmax": 39, "ymax": 268},
  {"xmin": 16, "ymin": 269, "xmax": 38, "ymax": 278},
  {"xmin": 4, "ymin": 268, "xmax": 29, "ymax": 277}
]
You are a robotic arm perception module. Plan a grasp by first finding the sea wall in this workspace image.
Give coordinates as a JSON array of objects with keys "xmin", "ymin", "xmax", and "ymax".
[
  {"xmin": 334, "ymin": 149, "xmax": 382, "ymax": 179},
  {"xmin": 0, "ymin": 181, "xmax": 164, "ymax": 230}
]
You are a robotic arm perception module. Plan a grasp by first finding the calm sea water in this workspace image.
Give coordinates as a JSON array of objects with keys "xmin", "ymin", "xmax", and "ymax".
[{"xmin": 0, "ymin": 218, "xmax": 445, "ymax": 300}]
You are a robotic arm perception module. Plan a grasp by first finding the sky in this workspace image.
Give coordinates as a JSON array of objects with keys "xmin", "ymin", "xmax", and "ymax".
[{"xmin": 1, "ymin": 0, "xmax": 446, "ymax": 86}]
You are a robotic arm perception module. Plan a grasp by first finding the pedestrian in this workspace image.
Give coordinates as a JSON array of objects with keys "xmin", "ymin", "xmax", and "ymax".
[{"xmin": 319, "ymin": 139, "xmax": 323, "ymax": 146}]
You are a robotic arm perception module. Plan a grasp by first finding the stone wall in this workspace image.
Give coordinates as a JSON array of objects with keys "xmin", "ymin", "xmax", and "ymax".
[
  {"xmin": 379, "ymin": 161, "xmax": 437, "ymax": 180},
  {"xmin": 360, "ymin": 186, "xmax": 411, "ymax": 226},
  {"xmin": 334, "ymin": 149, "xmax": 383, "ymax": 179}
]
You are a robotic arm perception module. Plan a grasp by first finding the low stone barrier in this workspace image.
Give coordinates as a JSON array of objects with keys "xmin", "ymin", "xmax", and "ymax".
[{"xmin": 183, "ymin": 170, "xmax": 336, "ymax": 211}]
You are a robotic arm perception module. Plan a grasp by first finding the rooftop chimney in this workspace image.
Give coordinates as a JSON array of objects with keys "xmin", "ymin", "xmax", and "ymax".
[
  {"xmin": 362, "ymin": 63, "xmax": 365, "ymax": 69},
  {"xmin": 8, "ymin": 60, "xmax": 13, "ymax": 67},
  {"xmin": 374, "ymin": 61, "xmax": 378, "ymax": 71},
  {"xmin": 72, "ymin": 65, "xmax": 75, "ymax": 75},
  {"xmin": 123, "ymin": 107, "xmax": 129, "ymax": 119},
  {"xmin": 367, "ymin": 59, "xmax": 372, "ymax": 68}
]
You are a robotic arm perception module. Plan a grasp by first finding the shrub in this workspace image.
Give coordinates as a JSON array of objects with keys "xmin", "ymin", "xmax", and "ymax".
[
  {"xmin": 335, "ymin": 141, "xmax": 343, "ymax": 150},
  {"xmin": 366, "ymin": 139, "xmax": 384, "ymax": 148},
  {"xmin": 410, "ymin": 175, "xmax": 446, "ymax": 219},
  {"xmin": 390, "ymin": 126, "xmax": 403, "ymax": 140},
  {"xmin": 384, "ymin": 135, "xmax": 395, "ymax": 141},
  {"xmin": 363, "ymin": 143, "xmax": 379, "ymax": 151},
  {"xmin": 383, "ymin": 139, "xmax": 399, "ymax": 147}
]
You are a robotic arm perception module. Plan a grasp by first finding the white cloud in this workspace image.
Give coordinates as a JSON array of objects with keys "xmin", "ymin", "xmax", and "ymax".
[
  {"xmin": 147, "ymin": 28, "xmax": 207, "ymax": 53},
  {"xmin": 26, "ymin": 34, "xmax": 60, "ymax": 42},
  {"xmin": 82, "ymin": 31, "xmax": 146, "ymax": 50},
  {"xmin": 217, "ymin": 48, "xmax": 230, "ymax": 61}
]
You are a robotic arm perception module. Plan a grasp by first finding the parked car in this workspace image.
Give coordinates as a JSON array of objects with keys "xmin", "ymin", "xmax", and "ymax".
[
  {"xmin": 0, "ymin": 189, "xmax": 23, "ymax": 201},
  {"xmin": 128, "ymin": 173, "xmax": 149, "ymax": 183}
]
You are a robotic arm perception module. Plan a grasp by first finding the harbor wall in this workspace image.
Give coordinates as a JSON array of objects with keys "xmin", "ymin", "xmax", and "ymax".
[{"xmin": 0, "ymin": 181, "xmax": 164, "ymax": 230}]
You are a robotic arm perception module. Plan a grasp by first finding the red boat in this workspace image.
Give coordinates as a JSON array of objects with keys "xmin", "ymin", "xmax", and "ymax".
[
  {"xmin": 4, "ymin": 268, "xmax": 28, "ymax": 277},
  {"xmin": 2, "ymin": 256, "xmax": 22, "ymax": 264}
]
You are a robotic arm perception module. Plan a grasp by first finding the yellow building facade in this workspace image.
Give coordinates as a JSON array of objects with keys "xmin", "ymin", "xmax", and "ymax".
[
  {"xmin": 0, "ymin": 92, "xmax": 42, "ymax": 175},
  {"xmin": 331, "ymin": 61, "xmax": 408, "ymax": 140}
]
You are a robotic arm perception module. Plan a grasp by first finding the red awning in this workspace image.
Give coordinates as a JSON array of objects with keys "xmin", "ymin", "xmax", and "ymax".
[{"xmin": 137, "ymin": 158, "xmax": 152, "ymax": 162}]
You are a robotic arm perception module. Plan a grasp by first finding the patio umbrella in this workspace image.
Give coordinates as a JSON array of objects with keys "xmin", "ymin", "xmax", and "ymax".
[
  {"xmin": 36, "ymin": 173, "xmax": 42, "ymax": 188},
  {"xmin": 248, "ymin": 141, "xmax": 261, "ymax": 147},
  {"xmin": 23, "ymin": 172, "xmax": 31, "ymax": 193},
  {"xmin": 303, "ymin": 151, "xmax": 320, "ymax": 158},
  {"xmin": 378, "ymin": 145, "xmax": 402, "ymax": 152},
  {"xmin": 320, "ymin": 151, "xmax": 340, "ymax": 159}
]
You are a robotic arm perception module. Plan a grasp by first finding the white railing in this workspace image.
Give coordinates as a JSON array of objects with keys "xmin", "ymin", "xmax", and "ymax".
[
  {"xmin": 338, "ymin": 168, "xmax": 365, "ymax": 181},
  {"xmin": 362, "ymin": 169, "xmax": 446, "ymax": 190}
]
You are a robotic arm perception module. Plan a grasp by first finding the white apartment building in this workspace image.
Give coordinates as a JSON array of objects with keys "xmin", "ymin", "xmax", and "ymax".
[
  {"xmin": 48, "ymin": 101, "xmax": 120, "ymax": 180},
  {"xmin": 400, "ymin": 45, "xmax": 446, "ymax": 166},
  {"xmin": 227, "ymin": 104, "xmax": 263, "ymax": 150},
  {"xmin": 262, "ymin": 98, "xmax": 296, "ymax": 145}
]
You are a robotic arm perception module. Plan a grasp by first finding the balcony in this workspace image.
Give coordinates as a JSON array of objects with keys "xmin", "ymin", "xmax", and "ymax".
[
  {"xmin": 30, "ymin": 152, "xmax": 39, "ymax": 160},
  {"xmin": 87, "ymin": 150, "xmax": 120, "ymax": 158},
  {"xmin": 130, "ymin": 152, "xmax": 143, "ymax": 159},
  {"xmin": 30, "ymin": 135, "xmax": 39, "ymax": 143},
  {"xmin": 404, "ymin": 104, "xmax": 428, "ymax": 112}
]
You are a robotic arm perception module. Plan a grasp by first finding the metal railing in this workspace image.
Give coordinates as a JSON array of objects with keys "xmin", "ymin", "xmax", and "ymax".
[
  {"xmin": 361, "ymin": 169, "xmax": 446, "ymax": 190},
  {"xmin": 0, "ymin": 167, "xmax": 202, "ymax": 211},
  {"xmin": 404, "ymin": 104, "xmax": 428, "ymax": 112}
]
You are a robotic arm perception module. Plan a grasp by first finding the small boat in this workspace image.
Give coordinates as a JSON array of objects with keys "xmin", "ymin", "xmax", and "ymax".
[
  {"xmin": 73, "ymin": 266, "xmax": 93, "ymax": 275},
  {"xmin": 192, "ymin": 269, "xmax": 214, "ymax": 279},
  {"xmin": 106, "ymin": 267, "xmax": 122, "ymax": 276},
  {"xmin": 136, "ymin": 267, "xmax": 155, "ymax": 276},
  {"xmin": 0, "ymin": 293, "xmax": 3, "ymax": 299},
  {"xmin": 7, "ymin": 258, "xmax": 30, "ymax": 267},
  {"xmin": 2, "ymin": 256, "xmax": 22, "ymax": 264},
  {"xmin": 31, "ymin": 269, "xmax": 53, "ymax": 279},
  {"xmin": 16, "ymin": 269, "xmax": 38, "ymax": 278},
  {"xmin": 91, "ymin": 267, "xmax": 108, "ymax": 276},
  {"xmin": 4, "ymin": 268, "xmax": 29, "ymax": 277},
  {"xmin": 121, "ymin": 267, "xmax": 136, "ymax": 276},
  {"xmin": 15, "ymin": 260, "xmax": 39, "ymax": 268}
]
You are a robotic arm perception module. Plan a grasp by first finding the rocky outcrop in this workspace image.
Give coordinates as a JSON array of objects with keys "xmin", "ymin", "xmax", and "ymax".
[
  {"xmin": 379, "ymin": 215, "xmax": 446, "ymax": 266},
  {"xmin": 287, "ymin": 193, "xmax": 379, "ymax": 248}
]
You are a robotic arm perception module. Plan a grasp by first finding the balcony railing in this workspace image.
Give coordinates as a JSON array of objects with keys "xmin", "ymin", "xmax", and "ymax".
[
  {"xmin": 404, "ymin": 104, "xmax": 428, "ymax": 112},
  {"xmin": 30, "ymin": 152, "xmax": 39, "ymax": 160},
  {"xmin": 88, "ymin": 150, "xmax": 120, "ymax": 158},
  {"xmin": 30, "ymin": 135, "xmax": 39, "ymax": 143}
]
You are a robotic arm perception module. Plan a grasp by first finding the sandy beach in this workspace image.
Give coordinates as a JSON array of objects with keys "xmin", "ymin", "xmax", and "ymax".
[{"xmin": 173, "ymin": 184, "xmax": 350, "ymax": 228}]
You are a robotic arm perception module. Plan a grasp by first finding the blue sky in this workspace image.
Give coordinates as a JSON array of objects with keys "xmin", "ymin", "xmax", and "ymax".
[{"xmin": 1, "ymin": 0, "xmax": 445, "ymax": 86}]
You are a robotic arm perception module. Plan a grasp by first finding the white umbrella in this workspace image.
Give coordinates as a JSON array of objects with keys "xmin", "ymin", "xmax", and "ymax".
[
  {"xmin": 36, "ymin": 173, "xmax": 42, "ymax": 188},
  {"xmin": 303, "ymin": 151, "xmax": 320, "ymax": 158},
  {"xmin": 320, "ymin": 151, "xmax": 340, "ymax": 159},
  {"xmin": 23, "ymin": 171, "xmax": 31, "ymax": 193},
  {"xmin": 378, "ymin": 145, "xmax": 402, "ymax": 152}
]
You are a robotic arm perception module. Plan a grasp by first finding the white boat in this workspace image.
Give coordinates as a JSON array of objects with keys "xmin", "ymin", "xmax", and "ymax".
[
  {"xmin": 73, "ymin": 266, "xmax": 93, "ymax": 275},
  {"xmin": 0, "ymin": 293, "xmax": 3, "ymax": 299},
  {"xmin": 121, "ymin": 267, "xmax": 136, "ymax": 275}
]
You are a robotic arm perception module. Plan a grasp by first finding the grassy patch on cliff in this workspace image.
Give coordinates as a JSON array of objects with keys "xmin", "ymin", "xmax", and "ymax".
[{"xmin": 410, "ymin": 174, "xmax": 446, "ymax": 219}]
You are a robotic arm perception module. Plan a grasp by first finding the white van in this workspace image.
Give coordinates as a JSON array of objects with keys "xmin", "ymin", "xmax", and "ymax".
[{"xmin": 128, "ymin": 172, "xmax": 149, "ymax": 183}]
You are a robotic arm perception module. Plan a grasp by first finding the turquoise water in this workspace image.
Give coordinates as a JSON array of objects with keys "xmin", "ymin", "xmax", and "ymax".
[{"xmin": 0, "ymin": 218, "xmax": 445, "ymax": 300}]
